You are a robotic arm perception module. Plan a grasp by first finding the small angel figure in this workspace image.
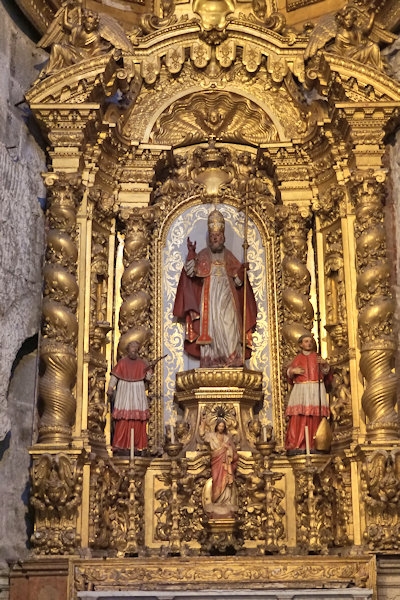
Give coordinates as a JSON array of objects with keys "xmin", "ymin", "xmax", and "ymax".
[
  {"xmin": 305, "ymin": 5, "xmax": 394, "ymax": 71},
  {"xmin": 332, "ymin": 7, "xmax": 382, "ymax": 70},
  {"xmin": 236, "ymin": 151, "xmax": 256, "ymax": 194},
  {"xmin": 37, "ymin": 1, "xmax": 134, "ymax": 78}
]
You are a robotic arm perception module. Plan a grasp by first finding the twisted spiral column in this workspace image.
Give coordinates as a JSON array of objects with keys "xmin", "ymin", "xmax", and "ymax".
[
  {"xmin": 118, "ymin": 208, "xmax": 155, "ymax": 352},
  {"xmin": 354, "ymin": 175, "xmax": 398, "ymax": 441},
  {"xmin": 38, "ymin": 175, "xmax": 79, "ymax": 443},
  {"xmin": 277, "ymin": 204, "xmax": 313, "ymax": 357}
]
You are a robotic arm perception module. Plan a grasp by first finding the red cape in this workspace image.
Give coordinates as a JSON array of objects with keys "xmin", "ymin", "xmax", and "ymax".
[{"xmin": 173, "ymin": 247, "xmax": 257, "ymax": 359}]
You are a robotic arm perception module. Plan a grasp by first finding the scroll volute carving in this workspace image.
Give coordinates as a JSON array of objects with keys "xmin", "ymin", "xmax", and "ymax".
[
  {"xmin": 330, "ymin": 365, "xmax": 353, "ymax": 430},
  {"xmin": 293, "ymin": 457, "xmax": 350, "ymax": 553},
  {"xmin": 89, "ymin": 457, "xmax": 145, "ymax": 554}
]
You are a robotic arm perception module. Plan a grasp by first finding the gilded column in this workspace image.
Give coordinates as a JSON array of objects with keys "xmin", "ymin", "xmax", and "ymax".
[
  {"xmin": 38, "ymin": 174, "xmax": 80, "ymax": 444},
  {"xmin": 353, "ymin": 174, "xmax": 398, "ymax": 441},
  {"xmin": 118, "ymin": 208, "xmax": 155, "ymax": 350},
  {"xmin": 276, "ymin": 204, "xmax": 313, "ymax": 357}
]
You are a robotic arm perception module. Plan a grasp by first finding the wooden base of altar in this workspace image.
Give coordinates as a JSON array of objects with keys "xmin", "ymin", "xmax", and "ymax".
[{"xmin": 9, "ymin": 555, "xmax": 377, "ymax": 600}]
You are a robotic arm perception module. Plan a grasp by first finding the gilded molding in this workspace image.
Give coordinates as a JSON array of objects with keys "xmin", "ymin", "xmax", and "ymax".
[
  {"xmin": 22, "ymin": 0, "xmax": 400, "ymax": 570},
  {"xmin": 176, "ymin": 368, "xmax": 263, "ymax": 391},
  {"xmin": 122, "ymin": 58, "xmax": 310, "ymax": 143},
  {"xmin": 70, "ymin": 555, "xmax": 377, "ymax": 597}
]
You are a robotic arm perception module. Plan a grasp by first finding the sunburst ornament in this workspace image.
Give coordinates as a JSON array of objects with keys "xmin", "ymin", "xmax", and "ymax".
[{"xmin": 203, "ymin": 403, "xmax": 237, "ymax": 430}]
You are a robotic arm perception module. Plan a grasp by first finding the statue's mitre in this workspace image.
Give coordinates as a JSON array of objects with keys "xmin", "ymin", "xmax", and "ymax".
[{"xmin": 208, "ymin": 209, "xmax": 225, "ymax": 233}]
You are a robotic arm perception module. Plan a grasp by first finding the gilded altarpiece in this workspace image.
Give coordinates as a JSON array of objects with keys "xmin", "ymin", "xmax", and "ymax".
[{"xmin": 13, "ymin": 0, "xmax": 400, "ymax": 597}]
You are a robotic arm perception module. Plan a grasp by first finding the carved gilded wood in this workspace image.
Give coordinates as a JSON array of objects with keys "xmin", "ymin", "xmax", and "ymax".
[{"xmin": 23, "ymin": 0, "xmax": 400, "ymax": 576}]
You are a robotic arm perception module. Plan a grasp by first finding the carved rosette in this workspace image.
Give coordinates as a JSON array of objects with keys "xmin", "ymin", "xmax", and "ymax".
[
  {"xmin": 118, "ymin": 209, "xmax": 155, "ymax": 349},
  {"xmin": 30, "ymin": 452, "xmax": 83, "ymax": 555},
  {"xmin": 276, "ymin": 204, "xmax": 313, "ymax": 357},
  {"xmin": 353, "ymin": 175, "xmax": 398, "ymax": 441},
  {"xmin": 38, "ymin": 175, "xmax": 80, "ymax": 443}
]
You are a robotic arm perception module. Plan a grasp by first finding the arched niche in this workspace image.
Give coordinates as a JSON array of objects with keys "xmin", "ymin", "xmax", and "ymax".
[{"xmin": 153, "ymin": 195, "xmax": 284, "ymax": 445}]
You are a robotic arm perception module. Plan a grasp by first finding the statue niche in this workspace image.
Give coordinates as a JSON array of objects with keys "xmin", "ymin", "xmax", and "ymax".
[
  {"xmin": 173, "ymin": 208, "xmax": 257, "ymax": 368},
  {"xmin": 155, "ymin": 147, "xmax": 278, "ymax": 544}
]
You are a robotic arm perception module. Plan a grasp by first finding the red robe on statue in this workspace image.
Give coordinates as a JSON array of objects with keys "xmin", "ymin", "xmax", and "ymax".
[
  {"xmin": 173, "ymin": 246, "xmax": 257, "ymax": 364},
  {"xmin": 285, "ymin": 351, "xmax": 332, "ymax": 451},
  {"xmin": 110, "ymin": 357, "xmax": 150, "ymax": 452},
  {"xmin": 210, "ymin": 435, "xmax": 238, "ymax": 503}
]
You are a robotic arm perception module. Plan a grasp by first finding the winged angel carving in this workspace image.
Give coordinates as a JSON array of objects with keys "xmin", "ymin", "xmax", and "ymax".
[
  {"xmin": 152, "ymin": 93, "xmax": 278, "ymax": 147},
  {"xmin": 362, "ymin": 450, "xmax": 400, "ymax": 508},
  {"xmin": 304, "ymin": 5, "xmax": 395, "ymax": 71},
  {"xmin": 31, "ymin": 454, "xmax": 82, "ymax": 519},
  {"xmin": 37, "ymin": 1, "xmax": 135, "ymax": 78}
]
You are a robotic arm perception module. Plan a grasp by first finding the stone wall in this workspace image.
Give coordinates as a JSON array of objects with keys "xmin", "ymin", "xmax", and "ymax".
[{"xmin": 0, "ymin": 0, "xmax": 47, "ymax": 589}]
